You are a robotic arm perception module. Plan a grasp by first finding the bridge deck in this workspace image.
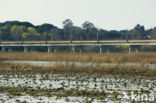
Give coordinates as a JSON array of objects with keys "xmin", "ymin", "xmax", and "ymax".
[{"xmin": 0, "ymin": 40, "xmax": 156, "ymax": 47}]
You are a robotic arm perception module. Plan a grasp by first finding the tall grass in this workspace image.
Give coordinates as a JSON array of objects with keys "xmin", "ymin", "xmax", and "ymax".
[
  {"xmin": 0, "ymin": 52, "xmax": 156, "ymax": 63},
  {"xmin": 0, "ymin": 63, "xmax": 155, "ymax": 77}
]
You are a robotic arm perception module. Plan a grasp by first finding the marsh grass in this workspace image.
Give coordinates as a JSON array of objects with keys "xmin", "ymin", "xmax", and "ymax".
[
  {"xmin": 0, "ymin": 64, "xmax": 155, "ymax": 102},
  {"xmin": 0, "ymin": 52, "xmax": 156, "ymax": 63},
  {"xmin": 0, "ymin": 87, "xmax": 107, "ymax": 98},
  {"xmin": 0, "ymin": 63, "xmax": 155, "ymax": 76}
]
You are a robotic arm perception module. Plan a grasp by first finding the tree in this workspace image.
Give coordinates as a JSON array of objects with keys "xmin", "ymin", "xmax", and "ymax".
[
  {"xmin": 36, "ymin": 23, "xmax": 57, "ymax": 33},
  {"xmin": 0, "ymin": 20, "xmax": 154, "ymax": 41},
  {"xmin": 119, "ymin": 30, "xmax": 129, "ymax": 40},
  {"xmin": 128, "ymin": 24, "xmax": 146, "ymax": 39},
  {"xmin": 82, "ymin": 21, "xmax": 96, "ymax": 40},
  {"xmin": 108, "ymin": 30, "xmax": 121, "ymax": 40},
  {"xmin": 149, "ymin": 27, "xmax": 156, "ymax": 39},
  {"xmin": 82, "ymin": 21, "xmax": 95, "ymax": 30},
  {"xmin": 10, "ymin": 25, "xmax": 25, "ymax": 41},
  {"xmin": 62, "ymin": 19, "xmax": 73, "ymax": 29},
  {"xmin": 62, "ymin": 19, "xmax": 73, "ymax": 40},
  {"xmin": 50, "ymin": 28, "xmax": 62, "ymax": 40},
  {"xmin": 0, "ymin": 26, "xmax": 11, "ymax": 41},
  {"xmin": 98, "ymin": 29, "xmax": 109, "ymax": 40},
  {"xmin": 71, "ymin": 26, "xmax": 83, "ymax": 40},
  {"xmin": 23, "ymin": 27, "xmax": 41, "ymax": 40},
  {"xmin": 2, "ymin": 21, "xmax": 34, "ymax": 28}
]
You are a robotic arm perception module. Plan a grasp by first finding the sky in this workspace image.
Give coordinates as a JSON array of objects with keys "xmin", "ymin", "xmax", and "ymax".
[{"xmin": 0, "ymin": 0, "xmax": 156, "ymax": 30}]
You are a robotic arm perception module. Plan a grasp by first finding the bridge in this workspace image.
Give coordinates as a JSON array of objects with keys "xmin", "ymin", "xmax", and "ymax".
[{"xmin": 0, "ymin": 40, "xmax": 156, "ymax": 53}]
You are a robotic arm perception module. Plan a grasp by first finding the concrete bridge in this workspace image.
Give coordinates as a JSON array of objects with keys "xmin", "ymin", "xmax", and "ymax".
[{"xmin": 0, "ymin": 40, "xmax": 156, "ymax": 53}]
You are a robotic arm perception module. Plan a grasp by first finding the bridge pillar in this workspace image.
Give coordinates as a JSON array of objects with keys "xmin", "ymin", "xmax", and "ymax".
[
  {"xmin": 100, "ymin": 46, "xmax": 104, "ymax": 54},
  {"xmin": 48, "ymin": 46, "xmax": 53, "ymax": 52},
  {"xmin": 8, "ymin": 48, "xmax": 12, "ymax": 52},
  {"xmin": 1, "ymin": 46, "xmax": 7, "ymax": 52},
  {"xmin": 129, "ymin": 46, "xmax": 132, "ymax": 53},
  {"xmin": 135, "ymin": 45, "xmax": 141, "ymax": 53},
  {"xmin": 72, "ymin": 46, "xmax": 76, "ymax": 53},
  {"xmin": 80, "ymin": 48, "xmax": 83, "ymax": 54},
  {"xmin": 129, "ymin": 45, "xmax": 141, "ymax": 53},
  {"xmin": 136, "ymin": 48, "xmax": 138, "ymax": 53},
  {"xmin": 79, "ymin": 46, "xmax": 84, "ymax": 54},
  {"xmin": 24, "ymin": 47, "xmax": 29, "ymax": 52},
  {"xmin": 31, "ymin": 47, "xmax": 35, "ymax": 52},
  {"xmin": 107, "ymin": 47, "xmax": 110, "ymax": 53}
]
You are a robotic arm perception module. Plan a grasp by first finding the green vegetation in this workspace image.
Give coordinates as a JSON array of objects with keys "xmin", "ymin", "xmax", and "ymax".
[
  {"xmin": 0, "ymin": 86, "xmax": 107, "ymax": 97},
  {"xmin": 0, "ymin": 20, "xmax": 155, "ymax": 42},
  {"xmin": 1, "ymin": 20, "xmax": 156, "ymax": 52}
]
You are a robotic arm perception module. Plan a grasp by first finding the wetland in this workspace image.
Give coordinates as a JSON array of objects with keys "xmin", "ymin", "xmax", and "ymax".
[{"xmin": 0, "ymin": 52, "xmax": 156, "ymax": 103}]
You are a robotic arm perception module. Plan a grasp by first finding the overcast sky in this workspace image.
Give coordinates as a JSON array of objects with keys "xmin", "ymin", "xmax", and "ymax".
[{"xmin": 0, "ymin": 0, "xmax": 156, "ymax": 30}]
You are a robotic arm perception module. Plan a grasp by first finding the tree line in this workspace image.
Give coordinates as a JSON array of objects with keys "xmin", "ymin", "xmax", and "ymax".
[{"xmin": 0, "ymin": 19, "xmax": 156, "ymax": 41}]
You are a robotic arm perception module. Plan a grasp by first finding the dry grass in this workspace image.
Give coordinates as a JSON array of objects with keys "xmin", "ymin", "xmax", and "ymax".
[
  {"xmin": 0, "ymin": 63, "xmax": 155, "ymax": 77},
  {"xmin": 0, "ymin": 52, "xmax": 156, "ymax": 76},
  {"xmin": 0, "ymin": 52, "xmax": 156, "ymax": 63}
]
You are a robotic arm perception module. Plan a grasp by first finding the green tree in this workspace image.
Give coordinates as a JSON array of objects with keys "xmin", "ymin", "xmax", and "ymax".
[
  {"xmin": 0, "ymin": 26, "xmax": 11, "ymax": 41},
  {"xmin": 23, "ymin": 27, "xmax": 41, "ymax": 40},
  {"xmin": 128, "ymin": 24, "xmax": 146, "ymax": 39},
  {"xmin": 82, "ymin": 21, "xmax": 96, "ymax": 40},
  {"xmin": 63, "ymin": 19, "xmax": 73, "ymax": 29},
  {"xmin": 149, "ymin": 27, "xmax": 156, "ymax": 39},
  {"xmin": 82, "ymin": 21, "xmax": 95, "ymax": 30},
  {"xmin": 10, "ymin": 25, "xmax": 24, "ymax": 41},
  {"xmin": 62, "ymin": 19, "xmax": 73, "ymax": 40}
]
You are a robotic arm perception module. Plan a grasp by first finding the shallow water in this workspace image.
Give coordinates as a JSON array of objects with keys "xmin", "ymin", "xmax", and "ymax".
[
  {"xmin": 0, "ymin": 73, "xmax": 155, "ymax": 103},
  {"xmin": 1, "ymin": 60, "xmax": 156, "ymax": 102}
]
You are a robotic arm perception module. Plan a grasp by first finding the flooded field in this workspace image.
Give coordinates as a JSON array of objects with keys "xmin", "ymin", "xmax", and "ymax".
[
  {"xmin": 0, "ymin": 52, "xmax": 156, "ymax": 102},
  {"xmin": 0, "ymin": 71, "xmax": 155, "ymax": 103}
]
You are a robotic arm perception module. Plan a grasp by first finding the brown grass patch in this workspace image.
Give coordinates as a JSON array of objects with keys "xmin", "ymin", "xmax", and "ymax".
[
  {"xmin": 0, "ymin": 63, "xmax": 155, "ymax": 77},
  {"xmin": 0, "ymin": 52, "xmax": 156, "ymax": 63}
]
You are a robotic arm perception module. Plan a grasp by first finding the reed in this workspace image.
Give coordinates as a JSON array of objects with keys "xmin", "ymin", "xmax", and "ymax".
[
  {"xmin": 0, "ymin": 63, "xmax": 155, "ymax": 77},
  {"xmin": 0, "ymin": 52, "xmax": 156, "ymax": 63}
]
